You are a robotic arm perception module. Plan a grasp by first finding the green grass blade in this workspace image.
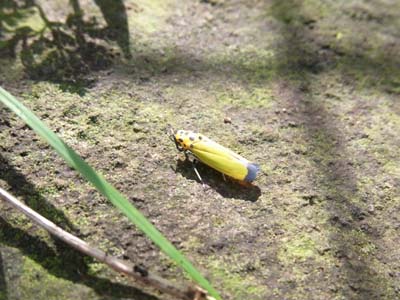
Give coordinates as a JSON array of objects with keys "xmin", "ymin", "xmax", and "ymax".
[{"xmin": 0, "ymin": 86, "xmax": 221, "ymax": 300}]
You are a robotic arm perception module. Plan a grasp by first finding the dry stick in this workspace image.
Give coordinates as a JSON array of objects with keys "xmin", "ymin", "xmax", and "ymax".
[{"xmin": 0, "ymin": 187, "xmax": 212, "ymax": 300}]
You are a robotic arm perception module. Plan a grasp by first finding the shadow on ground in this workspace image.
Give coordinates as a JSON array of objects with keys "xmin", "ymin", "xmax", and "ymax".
[
  {"xmin": 0, "ymin": 154, "xmax": 157, "ymax": 300},
  {"xmin": 1, "ymin": 0, "xmax": 399, "ymax": 298},
  {"xmin": 175, "ymin": 159, "xmax": 261, "ymax": 202},
  {"xmin": 0, "ymin": 252, "xmax": 6, "ymax": 300},
  {"xmin": 0, "ymin": 218, "xmax": 157, "ymax": 300},
  {"xmin": 111, "ymin": 0, "xmax": 400, "ymax": 101},
  {"xmin": 2, "ymin": 0, "xmax": 399, "ymax": 99},
  {"xmin": 0, "ymin": 154, "xmax": 77, "ymax": 232},
  {"xmin": 0, "ymin": 0, "xmax": 130, "ymax": 94},
  {"xmin": 269, "ymin": 0, "xmax": 389, "ymax": 298}
]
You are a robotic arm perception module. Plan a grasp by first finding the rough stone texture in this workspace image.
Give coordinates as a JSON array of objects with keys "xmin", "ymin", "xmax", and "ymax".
[{"xmin": 1, "ymin": 0, "xmax": 400, "ymax": 299}]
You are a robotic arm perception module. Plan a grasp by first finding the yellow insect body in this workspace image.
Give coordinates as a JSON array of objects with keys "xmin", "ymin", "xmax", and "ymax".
[{"xmin": 173, "ymin": 130, "xmax": 259, "ymax": 182}]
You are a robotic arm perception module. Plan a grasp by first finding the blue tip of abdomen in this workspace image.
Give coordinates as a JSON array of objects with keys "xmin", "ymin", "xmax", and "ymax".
[{"xmin": 244, "ymin": 163, "xmax": 260, "ymax": 182}]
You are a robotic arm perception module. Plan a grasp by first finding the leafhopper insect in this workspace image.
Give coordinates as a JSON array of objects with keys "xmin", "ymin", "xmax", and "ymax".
[{"xmin": 169, "ymin": 129, "xmax": 259, "ymax": 184}]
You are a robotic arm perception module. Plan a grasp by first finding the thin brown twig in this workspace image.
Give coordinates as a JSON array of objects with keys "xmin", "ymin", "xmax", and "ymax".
[{"xmin": 0, "ymin": 187, "xmax": 214, "ymax": 300}]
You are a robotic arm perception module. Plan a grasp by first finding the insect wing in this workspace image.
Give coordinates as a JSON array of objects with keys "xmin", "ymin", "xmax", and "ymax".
[{"xmin": 190, "ymin": 139, "xmax": 249, "ymax": 181}]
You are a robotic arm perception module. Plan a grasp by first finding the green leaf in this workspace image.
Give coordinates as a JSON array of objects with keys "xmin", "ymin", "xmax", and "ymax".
[{"xmin": 0, "ymin": 86, "xmax": 221, "ymax": 300}]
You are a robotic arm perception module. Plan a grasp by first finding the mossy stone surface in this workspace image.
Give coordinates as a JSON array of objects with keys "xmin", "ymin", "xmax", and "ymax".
[{"xmin": 1, "ymin": 0, "xmax": 400, "ymax": 299}]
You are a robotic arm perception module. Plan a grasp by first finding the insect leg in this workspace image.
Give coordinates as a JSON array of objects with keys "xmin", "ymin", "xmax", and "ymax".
[
  {"xmin": 184, "ymin": 151, "xmax": 205, "ymax": 187},
  {"xmin": 184, "ymin": 151, "xmax": 190, "ymax": 161},
  {"xmin": 192, "ymin": 159, "xmax": 205, "ymax": 187}
]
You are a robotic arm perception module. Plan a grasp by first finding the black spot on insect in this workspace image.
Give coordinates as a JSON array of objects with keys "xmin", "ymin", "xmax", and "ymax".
[
  {"xmin": 178, "ymin": 138, "xmax": 183, "ymax": 143},
  {"xmin": 190, "ymin": 144, "xmax": 194, "ymax": 148},
  {"xmin": 198, "ymin": 136, "xmax": 203, "ymax": 140}
]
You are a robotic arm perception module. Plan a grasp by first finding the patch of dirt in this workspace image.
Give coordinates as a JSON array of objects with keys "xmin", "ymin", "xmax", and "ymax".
[{"xmin": 1, "ymin": 0, "xmax": 400, "ymax": 299}]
